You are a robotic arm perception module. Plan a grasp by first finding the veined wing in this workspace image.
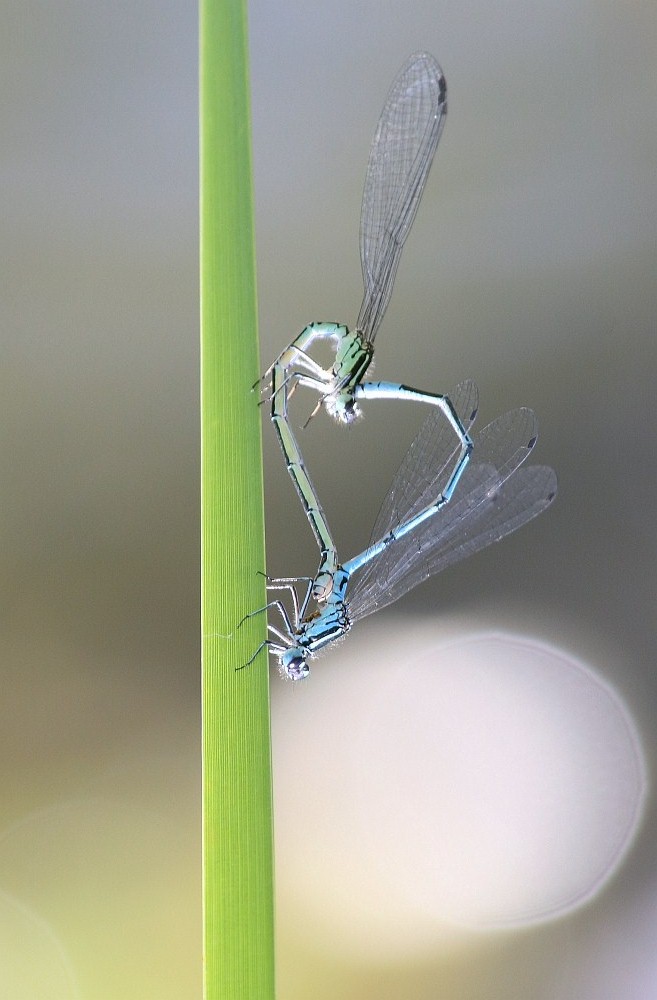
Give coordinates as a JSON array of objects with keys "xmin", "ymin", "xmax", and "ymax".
[
  {"xmin": 347, "ymin": 463, "xmax": 557, "ymax": 622},
  {"xmin": 344, "ymin": 407, "xmax": 545, "ymax": 618},
  {"xmin": 365, "ymin": 404, "xmax": 537, "ymax": 560},
  {"xmin": 366, "ymin": 379, "xmax": 479, "ymax": 544},
  {"xmin": 356, "ymin": 52, "xmax": 447, "ymax": 344}
]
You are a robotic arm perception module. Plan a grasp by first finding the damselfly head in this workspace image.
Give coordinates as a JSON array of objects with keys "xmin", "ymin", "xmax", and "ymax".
[
  {"xmin": 325, "ymin": 392, "xmax": 361, "ymax": 425},
  {"xmin": 280, "ymin": 648, "xmax": 310, "ymax": 681}
]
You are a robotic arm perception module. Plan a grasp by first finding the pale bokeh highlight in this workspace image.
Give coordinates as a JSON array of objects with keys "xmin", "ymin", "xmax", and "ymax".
[{"xmin": 273, "ymin": 626, "xmax": 646, "ymax": 958}]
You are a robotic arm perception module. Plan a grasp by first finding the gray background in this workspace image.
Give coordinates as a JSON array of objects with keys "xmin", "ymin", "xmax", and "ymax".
[{"xmin": 0, "ymin": 1, "xmax": 655, "ymax": 997}]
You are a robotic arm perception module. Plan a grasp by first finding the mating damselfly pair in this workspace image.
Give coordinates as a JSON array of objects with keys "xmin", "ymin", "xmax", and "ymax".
[{"xmin": 244, "ymin": 52, "xmax": 556, "ymax": 679}]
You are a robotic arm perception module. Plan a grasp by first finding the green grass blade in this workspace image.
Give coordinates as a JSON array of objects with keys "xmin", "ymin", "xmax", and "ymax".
[{"xmin": 200, "ymin": 1, "xmax": 275, "ymax": 996}]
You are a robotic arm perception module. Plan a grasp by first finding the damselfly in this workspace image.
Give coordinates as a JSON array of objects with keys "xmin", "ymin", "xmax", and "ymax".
[
  {"xmin": 263, "ymin": 52, "xmax": 473, "ymax": 593},
  {"xmin": 243, "ymin": 383, "xmax": 557, "ymax": 679}
]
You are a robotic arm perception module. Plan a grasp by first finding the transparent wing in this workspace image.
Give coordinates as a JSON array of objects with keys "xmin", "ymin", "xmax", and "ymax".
[
  {"xmin": 347, "ymin": 464, "xmax": 557, "ymax": 622},
  {"xmin": 344, "ymin": 407, "xmax": 544, "ymax": 619},
  {"xmin": 365, "ymin": 405, "xmax": 537, "ymax": 564},
  {"xmin": 367, "ymin": 379, "xmax": 479, "ymax": 544},
  {"xmin": 356, "ymin": 52, "xmax": 447, "ymax": 344}
]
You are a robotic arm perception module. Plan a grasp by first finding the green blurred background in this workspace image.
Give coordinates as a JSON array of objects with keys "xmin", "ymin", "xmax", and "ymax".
[{"xmin": 1, "ymin": 1, "xmax": 655, "ymax": 997}]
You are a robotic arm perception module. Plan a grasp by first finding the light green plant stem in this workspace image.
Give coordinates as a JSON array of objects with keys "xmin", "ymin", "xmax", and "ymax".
[{"xmin": 200, "ymin": 1, "xmax": 275, "ymax": 997}]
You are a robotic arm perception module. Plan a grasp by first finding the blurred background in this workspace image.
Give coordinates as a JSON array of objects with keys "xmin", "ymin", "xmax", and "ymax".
[{"xmin": 1, "ymin": 1, "xmax": 655, "ymax": 997}]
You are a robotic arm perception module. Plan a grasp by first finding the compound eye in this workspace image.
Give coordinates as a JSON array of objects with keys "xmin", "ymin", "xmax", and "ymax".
[
  {"xmin": 343, "ymin": 400, "xmax": 357, "ymax": 424},
  {"xmin": 286, "ymin": 655, "xmax": 309, "ymax": 681}
]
